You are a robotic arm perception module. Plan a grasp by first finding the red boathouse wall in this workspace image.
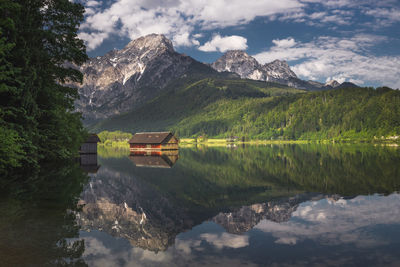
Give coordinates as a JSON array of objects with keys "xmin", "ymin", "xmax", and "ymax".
[{"xmin": 130, "ymin": 144, "xmax": 162, "ymax": 149}]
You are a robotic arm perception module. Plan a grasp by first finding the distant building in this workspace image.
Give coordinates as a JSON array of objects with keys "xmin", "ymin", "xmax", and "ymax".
[
  {"xmin": 80, "ymin": 133, "xmax": 101, "ymax": 154},
  {"xmin": 128, "ymin": 132, "xmax": 178, "ymax": 152}
]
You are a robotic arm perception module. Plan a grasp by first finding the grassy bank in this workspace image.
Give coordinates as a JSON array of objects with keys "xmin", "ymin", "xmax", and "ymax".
[{"xmin": 96, "ymin": 130, "xmax": 400, "ymax": 148}]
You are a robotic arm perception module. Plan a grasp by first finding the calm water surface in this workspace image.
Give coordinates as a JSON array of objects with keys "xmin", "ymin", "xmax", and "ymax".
[{"xmin": 1, "ymin": 144, "xmax": 400, "ymax": 266}]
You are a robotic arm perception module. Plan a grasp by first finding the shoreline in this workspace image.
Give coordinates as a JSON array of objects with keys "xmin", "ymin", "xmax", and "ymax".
[{"xmin": 98, "ymin": 138, "xmax": 400, "ymax": 149}]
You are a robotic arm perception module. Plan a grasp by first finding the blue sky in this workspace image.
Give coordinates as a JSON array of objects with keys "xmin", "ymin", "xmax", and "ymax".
[{"xmin": 77, "ymin": 0, "xmax": 400, "ymax": 88}]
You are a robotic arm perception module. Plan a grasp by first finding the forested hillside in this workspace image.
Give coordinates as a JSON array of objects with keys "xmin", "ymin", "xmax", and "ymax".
[
  {"xmin": 90, "ymin": 75, "xmax": 400, "ymax": 140},
  {"xmin": 174, "ymin": 86, "xmax": 400, "ymax": 139},
  {"xmin": 89, "ymin": 77, "xmax": 303, "ymax": 132}
]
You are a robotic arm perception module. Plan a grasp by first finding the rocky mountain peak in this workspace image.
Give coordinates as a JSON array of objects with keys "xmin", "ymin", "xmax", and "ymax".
[
  {"xmin": 211, "ymin": 50, "xmax": 298, "ymax": 83},
  {"xmin": 266, "ymin": 59, "xmax": 291, "ymax": 70},
  {"xmin": 211, "ymin": 50, "xmax": 264, "ymax": 80},
  {"xmin": 75, "ymin": 34, "xmax": 194, "ymax": 121},
  {"xmin": 263, "ymin": 59, "xmax": 297, "ymax": 80},
  {"xmin": 125, "ymin": 33, "xmax": 174, "ymax": 52},
  {"xmin": 221, "ymin": 50, "xmax": 257, "ymax": 61},
  {"xmin": 325, "ymin": 80, "xmax": 340, "ymax": 88}
]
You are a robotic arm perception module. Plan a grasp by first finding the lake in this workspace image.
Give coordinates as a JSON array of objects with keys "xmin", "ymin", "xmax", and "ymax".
[{"xmin": 1, "ymin": 144, "xmax": 400, "ymax": 266}]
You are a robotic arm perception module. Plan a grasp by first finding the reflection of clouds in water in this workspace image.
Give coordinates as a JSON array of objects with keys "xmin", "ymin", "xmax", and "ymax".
[
  {"xmin": 175, "ymin": 239, "xmax": 202, "ymax": 254},
  {"xmin": 275, "ymin": 237, "xmax": 297, "ymax": 245},
  {"xmin": 83, "ymin": 236, "xmax": 173, "ymax": 266},
  {"xmin": 80, "ymin": 194, "xmax": 400, "ymax": 266},
  {"xmin": 84, "ymin": 237, "xmax": 111, "ymax": 256},
  {"xmin": 82, "ymin": 232, "xmax": 248, "ymax": 266},
  {"xmin": 255, "ymin": 193, "xmax": 400, "ymax": 248},
  {"xmin": 82, "ymin": 233, "xmax": 253, "ymax": 266},
  {"xmin": 200, "ymin": 232, "xmax": 249, "ymax": 249}
]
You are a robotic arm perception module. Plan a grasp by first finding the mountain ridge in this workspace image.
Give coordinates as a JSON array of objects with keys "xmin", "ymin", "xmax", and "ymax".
[
  {"xmin": 75, "ymin": 34, "xmax": 198, "ymax": 122},
  {"xmin": 75, "ymin": 34, "xmax": 357, "ymax": 123}
]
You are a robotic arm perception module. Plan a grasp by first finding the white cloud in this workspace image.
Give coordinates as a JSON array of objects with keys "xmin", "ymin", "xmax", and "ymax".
[
  {"xmin": 86, "ymin": 0, "xmax": 101, "ymax": 7},
  {"xmin": 78, "ymin": 0, "xmax": 400, "ymax": 52},
  {"xmin": 79, "ymin": 0, "xmax": 302, "ymax": 51},
  {"xmin": 173, "ymin": 32, "xmax": 200, "ymax": 47},
  {"xmin": 198, "ymin": 34, "xmax": 248, "ymax": 52},
  {"xmin": 253, "ymin": 34, "xmax": 400, "ymax": 88},
  {"xmin": 78, "ymin": 32, "xmax": 109, "ymax": 51},
  {"xmin": 363, "ymin": 8, "xmax": 400, "ymax": 27},
  {"xmin": 272, "ymin": 37, "xmax": 297, "ymax": 48}
]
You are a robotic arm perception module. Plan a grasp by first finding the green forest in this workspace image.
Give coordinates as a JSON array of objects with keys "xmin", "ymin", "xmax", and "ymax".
[
  {"xmin": 91, "ymin": 76, "xmax": 400, "ymax": 141},
  {"xmin": 0, "ymin": 0, "xmax": 87, "ymax": 178}
]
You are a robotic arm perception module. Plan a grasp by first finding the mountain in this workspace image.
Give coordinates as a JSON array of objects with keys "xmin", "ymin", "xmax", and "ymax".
[
  {"xmin": 211, "ymin": 50, "xmax": 296, "ymax": 81},
  {"xmin": 211, "ymin": 50, "xmax": 333, "ymax": 90},
  {"xmin": 75, "ymin": 34, "xmax": 202, "ymax": 122},
  {"xmin": 75, "ymin": 34, "xmax": 351, "ymax": 123},
  {"xmin": 336, "ymin": 81, "xmax": 359, "ymax": 89},
  {"xmin": 325, "ymin": 80, "xmax": 340, "ymax": 88}
]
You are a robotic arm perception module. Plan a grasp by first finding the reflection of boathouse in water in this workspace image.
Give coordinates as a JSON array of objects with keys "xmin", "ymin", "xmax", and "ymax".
[
  {"xmin": 130, "ymin": 150, "xmax": 179, "ymax": 168},
  {"xmin": 128, "ymin": 132, "xmax": 179, "ymax": 168},
  {"xmin": 79, "ymin": 133, "xmax": 101, "ymax": 173},
  {"xmin": 128, "ymin": 132, "xmax": 178, "ymax": 152}
]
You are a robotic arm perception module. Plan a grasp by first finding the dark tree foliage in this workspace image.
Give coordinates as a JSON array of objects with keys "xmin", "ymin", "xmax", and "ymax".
[{"xmin": 0, "ymin": 0, "xmax": 88, "ymax": 177}]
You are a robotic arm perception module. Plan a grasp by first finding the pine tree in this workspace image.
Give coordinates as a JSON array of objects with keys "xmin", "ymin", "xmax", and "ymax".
[{"xmin": 0, "ymin": 0, "xmax": 88, "ymax": 177}]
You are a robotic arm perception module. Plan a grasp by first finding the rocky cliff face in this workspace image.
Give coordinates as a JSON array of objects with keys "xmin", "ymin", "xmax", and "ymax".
[
  {"xmin": 211, "ymin": 50, "xmax": 297, "ymax": 82},
  {"xmin": 75, "ymin": 34, "xmax": 195, "ymax": 121}
]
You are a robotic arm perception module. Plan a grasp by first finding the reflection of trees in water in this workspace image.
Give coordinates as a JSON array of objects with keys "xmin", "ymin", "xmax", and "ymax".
[
  {"xmin": 175, "ymin": 144, "xmax": 400, "ymax": 197},
  {"xmin": 0, "ymin": 160, "xmax": 89, "ymax": 266},
  {"xmin": 77, "ymin": 145, "xmax": 400, "ymax": 252}
]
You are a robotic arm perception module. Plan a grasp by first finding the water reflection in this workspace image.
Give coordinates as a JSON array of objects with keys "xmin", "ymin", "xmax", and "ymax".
[
  {"xmin": 79, "ymin": 153, "xmax": 101, "ymax": 173},
  {"xmin": 1, "ymin": 144, "xmax": 400, "ymax": 266},
  {"xmin": 129, "ymin": 150, "xmax": 179, "ymax": 168},
  {"xmin": 76, "ymin": 144, "xmax": 400, "ymax": 266},
  {"xmin": 0, "ymin": 160, "xmax": 89, "ymax": 266},
  {"xmin": 80, "ymin": 193, "xmax": 400, "ymax": 267}
]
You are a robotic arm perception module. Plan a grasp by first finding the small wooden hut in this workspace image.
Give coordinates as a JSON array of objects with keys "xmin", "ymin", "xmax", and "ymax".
[
  {"xmin": 80, "ymin": 133, "xmax": 101, "ymax": 154},
  {"xmin": 128, "ymin": 132, "xmax": 178, "ymax": 152}
]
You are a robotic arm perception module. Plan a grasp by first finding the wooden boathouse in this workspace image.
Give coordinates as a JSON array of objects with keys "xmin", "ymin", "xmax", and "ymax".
[
  {"xmin": 80, "ymin": 133, "xmax": 101, "ymax": 154},
  {"xmin": 128, "ymin": 132, "xmax": 178, "ymax": 152}
]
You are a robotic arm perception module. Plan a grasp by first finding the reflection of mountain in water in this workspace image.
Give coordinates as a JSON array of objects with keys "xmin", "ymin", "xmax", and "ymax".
[
  {"xmin": 129, "ymin": 150, "xmax": 179, "ymax": 168},
  {"xmin": 212, "ymin": 194, "xmax": 344, "ymax": 234},
  {"xmin": 77, "ymin": 165, "xmax": 193, "ymax": 252},
  {"xmin": 77, "ymin": 145, "xmax": 400, "ymax": 252}
]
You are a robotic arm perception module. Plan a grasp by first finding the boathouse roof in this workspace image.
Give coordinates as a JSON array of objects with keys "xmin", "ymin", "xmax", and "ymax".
[{"xmin": 128, "ymin": 132, "xmax": 175, "ymax": 144}]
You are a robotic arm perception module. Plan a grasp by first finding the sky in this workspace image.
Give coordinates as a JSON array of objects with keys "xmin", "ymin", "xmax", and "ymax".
[{"xmin": 75, "ymin": 0, "xmax": 400, "ymax": 88}]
